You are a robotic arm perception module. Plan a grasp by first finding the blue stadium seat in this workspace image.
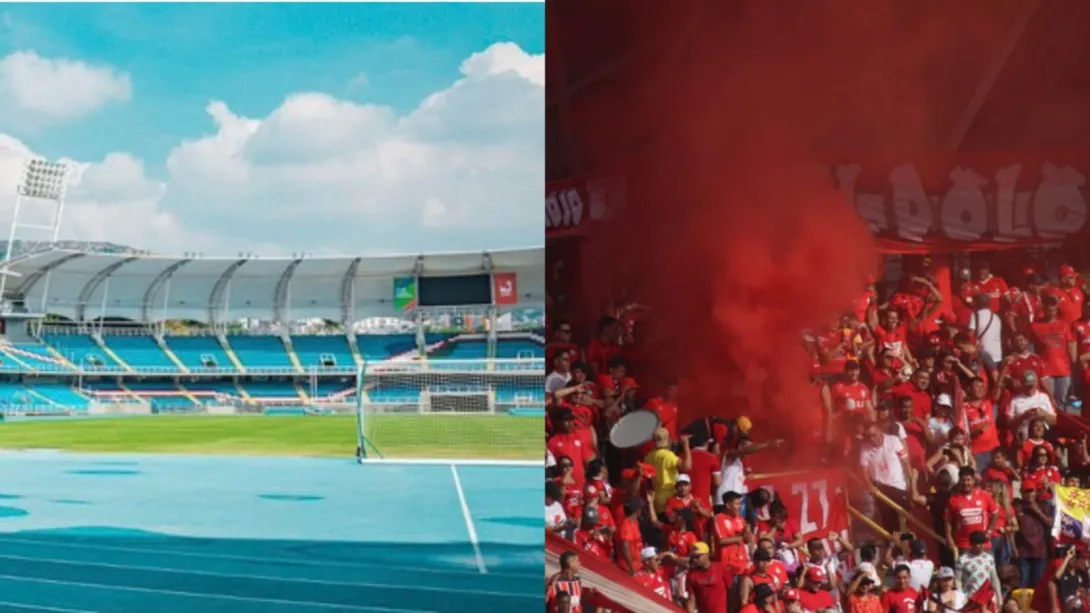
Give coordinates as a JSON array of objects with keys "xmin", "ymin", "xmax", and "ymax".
[
  {"xmin": 292, "ymin": 336, "xmax": 355, "ymax": 369},
  {"xmin": 42, "ymin": 335, "xmax": 120, "ymax": 369},
  {"xmin": 244, "ymin": 383, "xmax": 301, "ymax": 399},
  {"xmin": 0, "ymin": 344, "xmax": 69, "ymax": 372},
  {"xmin": 495, "ymin": 338, "xmax": 544, "ymax": 359},
  {"xmin": 164, "ymin": 337, "xmax": 235, "ymax": 371},
  {"xmin": 227, "ymin": 336, "xmax": 293, "ymax": 369},
  {"xmin": 102, "ymin": 335, "xmax": 176, "ymax": 369},
  {"xmin": 443, "ymin": 340, "xmax": 488, "ymax": 359},
  {"xmin": 29, "ymin": 384, "xmax": 92, "ymax": 411},
  {"xmin": 357, "ymin": 334, "xmax": 418, "ymax": 360}
]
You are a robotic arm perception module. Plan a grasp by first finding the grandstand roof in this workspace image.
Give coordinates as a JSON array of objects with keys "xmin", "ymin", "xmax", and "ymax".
[{"xmin": 0, "ymin": 248, "xmax": 544, "ymax": 324}]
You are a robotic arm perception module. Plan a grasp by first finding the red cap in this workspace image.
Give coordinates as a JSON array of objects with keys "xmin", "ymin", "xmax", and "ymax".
[
  {"xmin": 622, "ymin": 377, "xmax": 639, "ymax": 391},
  {"xmin": 711, "ymin": 423, "xmax": 730, "ymax": 444},
  {"xmin": 1061, "ymin": 265, "xmax": 1077, "ymax": 277},
  {"xmin": 806, "ymin": 566, "xmax": 827, "ymax": 582},
  {"xmin": 783, "ymin": 589, "xmax": 800, "ymax": 602},
  {"xmin": 621, "ymin": 468, "xmax": 638, "ymax": 481},
  {"xmin": 638, "ymin": 462, "xmax": 656, "ymax": 480}
]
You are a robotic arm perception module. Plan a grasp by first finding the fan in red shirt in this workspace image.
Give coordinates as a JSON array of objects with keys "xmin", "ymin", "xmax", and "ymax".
[
  {"xmin": 584, "ymin": 316, "xmax": 624, "ymax": 377},
  {"xmin": 1053, "ymin": 265, "xmax": 1086, "ymax": 324},
  {"xmin": 963, "ymin": 377, "xmax": 1000, "ymax": 465},
  {"xmin": 1003, "ymin": 332, "xmax": 1046, "ymax": 385},
  {"xmin": 711, "ymin": 491, "xmax": 751, "ymax": 581},
  {"xmin": 1022, "ymin": 444, "xmax": 1062, "ymax": 501},
  {"xmin": 663, "ymin": 474, "xmax": 714, "ymax": 529},
  {"xmin": 831, "ymin": 360, "xmax": 875, "ymax": 421},
  {"xmin": 1073, "ymin": 302, "xmax": 1090, "ymax": 398},
  {"xmin": 797, "ymin": 566, "xmax": 838, "ymax": 612},
  {"xmin": 881, "ymin": 565, "xmax": 920, "ymax": 613},
  {"xmin": 739, "ymin": 546, "xmax": 789, "ymax": 604},
  {"xmin": 892, "ymin": 369, "xmax": 932, "ymax": 420},
  {"xmin": 944, "ymin": 466, "xmax": 999, "ymax": 552},
  {"xmin": 685, "ymin": 542, "xmax": 731, "ymax": 613},
  {"xmin": 738, "ymin": 583, "xmax": 779, "ymax": 613},
  {"xmin": 1030, "ymin": 296, "xmax": 1076, "ymax": 394},
  {"xmin": 615, "ymin": 500, "xmax": 645, "ymax": 574},
  {"xmin": 686, "ymin": 437, "xmax": 722, "ymax": 510},
  {"xmin": 1007, "ymin": 274, "xmax": 1048, "ymax": 335},
  {"xmin": 874, "ymin": 309, "xmax": 914, "ymax": 370},
  {"xmin": 545, "ymin": 319, "xmax": 581, "ymax": 370},
  {"xmin": 664, "ymin": 508, "xmax": 700, "ymax": 559},
  {"xmin": 547, "ymin": 408, "xmax": 596, "ymax": 489},
  {"xmin": 573, "ymin": 505, "xmax": 612, "ymax": 559},
  {"xmin": 633, "ymin": 547, "xmax": 673, "ymax": 602},
  {"xmin": 961, "ymin": 262, "xmax": 1009, "ymax": 314}
]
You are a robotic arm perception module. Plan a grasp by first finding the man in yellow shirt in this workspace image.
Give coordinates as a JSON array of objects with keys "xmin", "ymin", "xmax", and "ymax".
[{"xmin": 644, "ymin": 427, "xmax": 691, "ymax": 513}]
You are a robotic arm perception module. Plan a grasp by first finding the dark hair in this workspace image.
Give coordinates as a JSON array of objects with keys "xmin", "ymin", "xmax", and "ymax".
[
  {"xmin": 570, "ymin": 361, "xmax": 590, "ymax": 375},
  {"xmin": 585, "ymin": 459, "xmax": 605, "ymax": 479},
  {"xmin": 894, "ymin": 564, "xmax": 911, "ymax": 576},
  {"xmin": 552, "ymin": 319, "xmax": 571, "ymax": 331},
  {"xmin": 606, "ymin": 355, "xmax": 628, "ymax": 371},
  {"xmin": 722, "ymin": 491, "xmax": 743, "ymax": 505},
  {"xmin": 597, "ymin": 316, "xmax": 618, "ymax": 334},
  {"xmin": 860, "ymin": 543, "xmax": 877, "ymax": 562},
  {"xmin": 546, "ymin": 481, "xmax": 563, "ymax": 501},
  {"xmin": 559, "ymin": 550, "xmax": 578, "ymax": 570},
  {"xmin": 958, "ymin": 466, "xmax": 977, "ymax": 478}
]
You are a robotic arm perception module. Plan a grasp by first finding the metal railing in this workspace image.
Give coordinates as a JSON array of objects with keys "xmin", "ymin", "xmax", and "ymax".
[{"xmin": 0, "ymin": 358, "xmax": 544, "ymax": 376}]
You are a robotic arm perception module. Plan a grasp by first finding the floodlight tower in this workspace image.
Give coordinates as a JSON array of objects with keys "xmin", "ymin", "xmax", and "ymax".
[{"xmin": 0, "ymin": 159, "xmax": 70, "ymax": 298}]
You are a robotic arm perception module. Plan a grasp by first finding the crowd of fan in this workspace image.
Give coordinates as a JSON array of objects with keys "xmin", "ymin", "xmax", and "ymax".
[{"xmin": 545, "ymin": 258, "xmax": 1090, "ymax": 613}]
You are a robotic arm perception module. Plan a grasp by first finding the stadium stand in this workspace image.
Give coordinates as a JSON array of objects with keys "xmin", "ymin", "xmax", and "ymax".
[{"xmin": 0, "ymin": 248, "xmax": 543, "ymax": 418}]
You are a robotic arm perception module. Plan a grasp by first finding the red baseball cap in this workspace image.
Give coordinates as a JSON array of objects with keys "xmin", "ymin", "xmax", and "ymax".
[
  {"xmin": 805, "ymin": 566, "xmax": 827, "ymax": 582},
  {"xmin": 637, "ymin": 462, "xmax": 656, "ymax": 480},
  {"xmin": 783, "ymin": 589, "xmax": 800, "ymax": 602},
  {"xmin": 1061, "ymin": 265, "xmax": 1077, "ymax": 278},
  {"xmin": 622, "ymin": 377, "xmax": 639, "ymax": 392}
]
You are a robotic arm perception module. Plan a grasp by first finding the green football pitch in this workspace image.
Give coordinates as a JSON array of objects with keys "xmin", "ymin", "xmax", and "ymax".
[{"xmin": 0, "ymin": 414, "xmax": 544, "ymax": 460}]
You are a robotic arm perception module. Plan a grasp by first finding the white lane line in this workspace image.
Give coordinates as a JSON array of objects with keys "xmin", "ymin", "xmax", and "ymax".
[
  {"xmin": 449, "ymin": 464, "xmax": 487, "ymax": 575},
  {"xmin": 0, "ymin": 535, "xmax": 539, "ymax": 579},
  {"xmin": 0, "ymin": 603, "xmax": 100, "ymax": 613},
  {"xmin": 0, "ymin": 573, "xmax": 439, "ymax": 613},
  {"xmin": 0, "ymin": 552, "xmax": 535, "ymax": 599}
]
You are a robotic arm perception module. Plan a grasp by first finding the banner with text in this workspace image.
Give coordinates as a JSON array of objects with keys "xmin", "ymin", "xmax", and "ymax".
[
  {"xmin": 833, "ymin": 151, "xmax": 1090, "ymax": 254},
  {"xmin": 492, "ymin": 272, "xmax": 518, "ymax": 305},
  {"xmin": 545, "ymin": 174, "xmax": 626, "ymax": 238},
  {"xmin": 750, "ymin": 468, "xmax": 850, "ymax": 540}
]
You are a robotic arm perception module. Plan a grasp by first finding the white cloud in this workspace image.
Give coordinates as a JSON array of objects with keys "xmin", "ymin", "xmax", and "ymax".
[
  {"xmin": 0, "ymin": 42, "xmax": 543, "ymax": 256},
  {"xmin": 0, "ymin": 51, "xmax": 131, "ymax": 126}
]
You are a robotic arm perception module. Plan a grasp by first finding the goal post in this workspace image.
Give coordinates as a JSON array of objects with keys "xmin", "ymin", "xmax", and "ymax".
[{"xmin": 355, "ymin": 357, "xmax": 545, "ymax": 464}]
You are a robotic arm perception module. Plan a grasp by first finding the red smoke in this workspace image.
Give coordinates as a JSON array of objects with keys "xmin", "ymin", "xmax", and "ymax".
[{"xmin": 568, "ymin": 1, "xmax": 1034, "ymax": 448}]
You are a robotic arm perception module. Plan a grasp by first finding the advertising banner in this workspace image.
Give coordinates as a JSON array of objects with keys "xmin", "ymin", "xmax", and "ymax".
[
  {"xmin": 492, "ymin": 272, "xmax": 518, "ymax": 305},
  {"xmin": 393, "ymin": 277, "xmax": 417, "ymax": 312}
]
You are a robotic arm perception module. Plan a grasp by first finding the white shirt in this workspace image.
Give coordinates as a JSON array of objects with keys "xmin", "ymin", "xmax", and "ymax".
[
  {"xmin": 717, "ymin": 455, "xmax": 747, "ymax": 503},
  {"xmin": 545, "ymin": 371, "xmax": 572, "ymax": 394},
  {"xmin": 1007, "ymin": 390, "xmax": 1055, "ymax": 439},
  {"xmin": 546, "ymin": 501, "xmax": 567, "ymax": 528},
  {"xmin": 859, "ymin": 434, "xmax": 909, "ymax": 491},
  {"xmin": 546, "ymin": 450, "xmax": 557, "ymax": 468},
  {"xmin": 904, "ymin": 557, "xmax": 935, "ymax": 591},
  {"xmin": 970, "ymin": 308, "xmax": 1003, "ymax": 364}
]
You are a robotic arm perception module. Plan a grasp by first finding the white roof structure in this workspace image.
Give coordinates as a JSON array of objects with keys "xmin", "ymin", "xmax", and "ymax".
[{"xmin": 0, "ymin": 248, "xmax": 544, "ymax": 324}]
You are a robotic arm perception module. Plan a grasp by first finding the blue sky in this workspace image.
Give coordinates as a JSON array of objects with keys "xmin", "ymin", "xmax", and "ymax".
[{"xmin": 0, "ymin": 3, "xmax": 544, "ymax": 255}]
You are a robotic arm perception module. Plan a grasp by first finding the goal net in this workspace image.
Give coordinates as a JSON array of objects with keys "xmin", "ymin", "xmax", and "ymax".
[{"xmin": 355, "ymin": 358, "xmax": 544, "ymax": 463}]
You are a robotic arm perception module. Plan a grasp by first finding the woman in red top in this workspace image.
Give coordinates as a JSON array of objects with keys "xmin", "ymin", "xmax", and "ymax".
[
  {"xmin": 984, "ymin": 479, "xmax": 1018, "ymax": 568},
  {"xmin": 1016, "ymin": 418, "xmax": 1055, "ymax": 471},
  {"xmin": 1022, "ymin": 444, "xmax": 1062, "ymax": 502}
]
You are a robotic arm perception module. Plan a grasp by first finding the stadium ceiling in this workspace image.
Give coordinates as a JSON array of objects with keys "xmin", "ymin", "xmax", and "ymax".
[
  {"xmin": 0, "ymin": 248, "xmax": 545, "ymax": 324},
  {"xmin": 547, "ymin": 0, "xmax": 1090, "ymax": 181}
]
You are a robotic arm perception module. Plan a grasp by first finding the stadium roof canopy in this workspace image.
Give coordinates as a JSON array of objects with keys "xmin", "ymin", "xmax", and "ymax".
[{"xmin": 0, "ymin": 248, "xmax": 544, "ymax": 324}]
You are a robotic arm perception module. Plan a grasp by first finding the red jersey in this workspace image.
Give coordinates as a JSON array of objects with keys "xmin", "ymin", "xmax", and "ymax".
[
  {"xmin": 746, "ymin": 561, "xmax": 790, "ymax": 598},
  {"xmin": 1030, "ymin": 319, "xmax": 1074, "ymax": 377},
  {"xmin": 798, "ymin": 588, "xmax": 838, "ymax": 613},
  {"xmin": 555, "ymin": 476, "xmax": 583, "ymax": 520},
  {"xmin": 547, "ymin": 432, "xmax": 593, "ymax": 487},
  {"xmin": 686, "ymin": 564, "xmax": 731, "ymax": 613},
  {"xmin": 1052, "ymin": 286, "xmax": 1086, "ymax": 324},
  {"xmin": 881, "ymin": 587, "xmax": 920, "ymax": 613},
  {"xmin": 963, "ymin": 276, "xmax": 1009, "ymax": 313},
  {"xmin": 1074, "ymin": 319, "xmax": 1090, "ymax": 357},
  {"xmin": 875, "ymin": 324, "xmax": 909, "ymax": 360},
  {"xmin": 1010, "ymin": 292, "xmax": 1046, "ymax": 332},
  {"xmin": 615, "ymin": 516, "xmax": 644, "ymax": 573},
  {"xmin": 964, "ymin": 399, "xmax": 1000, "ymax": 454},
  {"xmin": 711, "ymin": 513, "xmax": 749, "ymax": 572},
  {"xmin": 1023, "ymin": 465, "xmax": 1062, "ymax": 500},
  {"xmin": 944, "ymin": 488, "xmax": 999, "ymax": 549},
  {"xmin": 892, "ymin": 382, "xmax": 932, "ymax": 420},
  {"xmin": 664, "ymin": 494, "xmax": 703, "ymax": 523},
  {"xmin": 585, "ymin": 339, "xmax": 622, "ymax": 378},
  {"xmin": 548, "ymin": 576, "xmax": 584, "ymax": 613},
  {"xmin": 634, "ymin": 566, "xmax": 673, "ymax": 601},
  {"xmin": 831, "ymin": 381, "xmax": 872, "ymax": 416},
  {"xmin": 688, "ymin": 448, "xmax": 720, "ymax": 507},
  {"xmin": 854, "ymin": 289, "xmax": 877, "ymax": 323},
  {"xmin": 574, "ymin": 528, "xmax": 610, "ymax": 559},
  {"xmin": 1018, "ymin": 438, "xmax": 1055, "ymax": 468},
  {"xmin": 890, "ymin": 293, "xmax": 925, "ymax": 321},
  {"xmin": 665, "ymin": 527, "xmax": 699, "ymax": 558},
  {"xmin": 1007, "ymin": 352, "xmax": 1046, "ymax": 384}
]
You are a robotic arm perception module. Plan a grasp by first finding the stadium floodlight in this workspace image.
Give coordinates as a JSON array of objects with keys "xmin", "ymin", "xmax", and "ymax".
[{"xmin": 18, "ymin": 160, "xmax": 69, "ymax": 201}]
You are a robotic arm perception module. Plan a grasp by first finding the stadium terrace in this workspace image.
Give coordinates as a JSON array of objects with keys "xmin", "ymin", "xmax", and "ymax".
[{"xmin": 0, "ymin": 247, "xmax": 545, "ymax": 420}]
